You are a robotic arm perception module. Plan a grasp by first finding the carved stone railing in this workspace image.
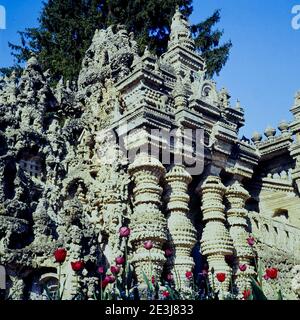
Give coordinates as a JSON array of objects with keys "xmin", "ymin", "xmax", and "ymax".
[{"xmin": 248, "ymin": 212, "xmax": 300, "ymax": 258}]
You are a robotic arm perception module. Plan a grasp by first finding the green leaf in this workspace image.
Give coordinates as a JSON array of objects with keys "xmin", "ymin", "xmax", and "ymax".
[
  {"xmin": 42, "ymin": 284, "xmax": 53, "ymax": 301},
  {"xmin": 250, "ymin": 277, "xmax": 268, "ymax": 300},
  {"xmin": 60, "ymin": 277, "xmax": 67, "ymax": 300},
  {"xmin": 277, "ymin": 290, "xmax": 284, "ymax": 300},
  {"xmin": 258, "ymin": 260, "xmax": 263, "ymax": 290},
  {"xmin": 142, "ymin": 271, "xmax": 153, "ymax": 292},
  {"xmin": 126, "ymin": 264, "xmax": 133, "ymax": 290},
  {"xmin": 165, "ymin": 284, "xmax": 177, "ymax": 300}
]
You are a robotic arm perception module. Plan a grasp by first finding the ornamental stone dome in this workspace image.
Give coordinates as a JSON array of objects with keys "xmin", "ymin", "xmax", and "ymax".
[
  {"xmin": 251, "ymin": 131, "xmax": 262, "ymax": 143},
  {"xmin": 278, "ymin": 120, "xmax": 289, "ymax": 133},
  {"xmin": 264, "ymin": 126, "xmax": 276, "ymax": 139}
]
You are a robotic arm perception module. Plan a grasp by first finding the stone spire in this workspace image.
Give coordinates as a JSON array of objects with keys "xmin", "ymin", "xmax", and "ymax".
[{"xmin": 168, "ymin": 7, "xmax": 195, "ymax": 51}]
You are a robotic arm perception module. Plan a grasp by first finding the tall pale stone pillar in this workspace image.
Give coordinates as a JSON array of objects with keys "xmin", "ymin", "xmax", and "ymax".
[
  {"xmin": 128, "ymin": 153, "xmax": 167, "ymax": 284},
  {"xmin": 165, "ymin": 165, "xmax": 197, "ymax": 289},
  {"xmin": 200, "ymin": 176, "xmax": 233, "ymax": 295},
  {"xmin": 226, "ymin": 181, "xmax": 255, "ymax": 293}
]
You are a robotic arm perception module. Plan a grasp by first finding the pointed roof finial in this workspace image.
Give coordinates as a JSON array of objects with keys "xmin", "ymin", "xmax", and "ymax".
[
  {"xmin": 235, "ymin": 99, "xmax": 243, "ymax": 111},
  {"xmin": 168, "ymin": 6, "xmax": 195, "ymax": 51},
  {"xmin": 295, "ymin": 90, "xmax": 300, "ymax": 105}
]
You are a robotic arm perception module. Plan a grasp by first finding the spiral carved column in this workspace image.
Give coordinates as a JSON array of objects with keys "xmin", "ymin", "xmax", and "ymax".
[
  {"xmin": 226, "ymin": 181, "xmax": 255, "ymax": 293},
  {"xmin": 128, "ymin": 153, "xmax": 167, "ymax": 284},
  {"xmin": 165, "ymin": 165, "xmax": 197, "ymax": 289},
  {"xmin": 200, "ymin": 176, "xmax": 233, "ymax": 296}
]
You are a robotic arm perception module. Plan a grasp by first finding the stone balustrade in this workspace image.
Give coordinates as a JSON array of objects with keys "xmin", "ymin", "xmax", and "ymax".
[{"xmin": 249, "ymin": 212, "xmax": 300, "ymax": 258}]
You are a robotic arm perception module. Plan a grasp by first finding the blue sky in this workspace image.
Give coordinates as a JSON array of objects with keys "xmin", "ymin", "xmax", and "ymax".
[{"xmin": 0, "ymin": 0, "xmax": 300, "ymax": 138}]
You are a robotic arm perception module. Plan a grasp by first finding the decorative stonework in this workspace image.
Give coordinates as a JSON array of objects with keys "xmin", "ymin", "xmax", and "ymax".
[
  {"xmin": 128, "ymin": 153, "xmax": 167, "ymax": 285},
  {"xmin": 292, "ymin": 265, "xmax": 300, "ymax": 298},
  {"xmin": 226, "ymin": 181, "xmax": 255, "ymax": 294},
  {"xmin": 200, "ymin": 176, "xmax": 234, "ymax": 296},
  {"xmin": 1, "ymin": 7, "xmax": 300, "ymax": 299},
  {"xmin": 165, "ymin": 165, "xmax": 197, "ymax": 289}
]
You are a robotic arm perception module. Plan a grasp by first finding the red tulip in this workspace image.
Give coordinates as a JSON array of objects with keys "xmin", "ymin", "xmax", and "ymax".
[
  {"xmin": 243, "ymin": 289, "xmax": 252, "ymax": 300},
  {"xmin": 54, "ymin": 248, "xmax": 67, "ymax": 263},
  {"xmin": 266, "ymin": 268, "xmax": 278, "ymax": 280},
  {"xmin": 239, "ymin": 264, "xmax": 247, "ymax": 272},
  {"xmin": 110, "ymin": 266, "xmax": 120, "ymax": 274},
  {"xmin": 71, "ymin": 260, "xmax": 85, "ymax": 272},
  {"xmin": 165, "ymin": 249, "xmax": 173, "ymax": 257},
  {"xmin": 162, "ymin": 291, "xmax": 170, "ymax": 298},
  {"xmin": 98, "ymin": 266, "xmax": 105, "ymax": 274},
  {"xmin": 247, "ymin": 236, "xmax": 255, "ymax": 246},
  {"xmin": 101, "ymin": 276, "xmax": 110, "ymax": 288},
  {"xmin": 151, "ymin": 276, "xmax": 155, "ymax": 285},
  {"xmin": 166, "ymin": 273, "xmax": 173, "ymax": 282},
  {"xmin": 185, "ymin": 271, "xmax": 193, "ymax": 280},
  {"xmin": 216, "ymin": 273, "xmax": 226, "ymax": 283},
  {"xmin": 119, "ymin": 227, "xmax": 131, "ymax": 238},
  {"xmin": 108, "ymin": 275, "xmax": 116, "ymax": 283},
  {"xmin": 115, "ymin": 256, "xmax": 125, "ymax": 265},
  {"xmin": 144, "ymin": 240, "xmax": 153, "ymax": 250}
]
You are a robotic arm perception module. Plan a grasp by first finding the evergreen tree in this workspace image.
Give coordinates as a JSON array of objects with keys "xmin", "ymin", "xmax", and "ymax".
[
  {"xmin": 7, "ymin": 0, "xmax": 107, "ymax": 81},
  {"xmin": 192, "ymin": 10, "xmax": 232, "ymax": 78},
  {"xmin": 3, "ymin": 0, "xmax": 231, "ymax": 81}
]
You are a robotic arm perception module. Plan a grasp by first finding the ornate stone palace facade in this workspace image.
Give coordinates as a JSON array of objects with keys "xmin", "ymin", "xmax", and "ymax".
[{"xmin": 1, "ymin": 9, "xmax": 300, "ymax": 300}]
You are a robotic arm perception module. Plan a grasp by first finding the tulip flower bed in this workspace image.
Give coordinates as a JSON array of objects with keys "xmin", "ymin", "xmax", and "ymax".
[{"xmin": 47, "ymin": 232, "xmax": 283, "ymax": 301}]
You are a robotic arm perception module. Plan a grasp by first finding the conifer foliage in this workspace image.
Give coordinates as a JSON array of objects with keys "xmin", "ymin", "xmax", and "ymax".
[{"xmin": 5, "ymin": 0, "xmax": 232, "ymax": 81}]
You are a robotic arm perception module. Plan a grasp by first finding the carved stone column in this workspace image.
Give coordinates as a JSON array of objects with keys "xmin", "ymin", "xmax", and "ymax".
[
  {"xmin": 128, "ymin": 153, "xmax": 167, "ymax": 284},
  {"xmin": 165, "ymin": 165, "xmax": 197, "ymax": 289},
  {"xmin": 200, "ymin": 176, "xmax": 233, "ymax": 295},
  {"xmin": 226, "ymin": 181, "xmax": 255, "ymax": 294}
]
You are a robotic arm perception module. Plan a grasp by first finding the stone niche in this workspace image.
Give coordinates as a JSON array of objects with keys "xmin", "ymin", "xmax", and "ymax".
[{"xmin": 18, "ymin": 149, "xmax": 43, "ymax": 180}]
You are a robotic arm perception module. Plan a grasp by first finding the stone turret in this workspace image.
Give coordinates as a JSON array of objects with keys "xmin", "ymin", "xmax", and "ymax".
[
  {"xmin": 163, "ymin": 7, "xmax": 205, "ymax": 75},
  {"xmin": 168, "ymin": 7, "xmax": 195, "ymax": 51}
]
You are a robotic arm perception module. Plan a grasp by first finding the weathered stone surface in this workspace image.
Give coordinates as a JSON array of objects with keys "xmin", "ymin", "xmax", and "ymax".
[{"xmin": 1, "ymin": 8, "xmax": 300, "ymax": 300}]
